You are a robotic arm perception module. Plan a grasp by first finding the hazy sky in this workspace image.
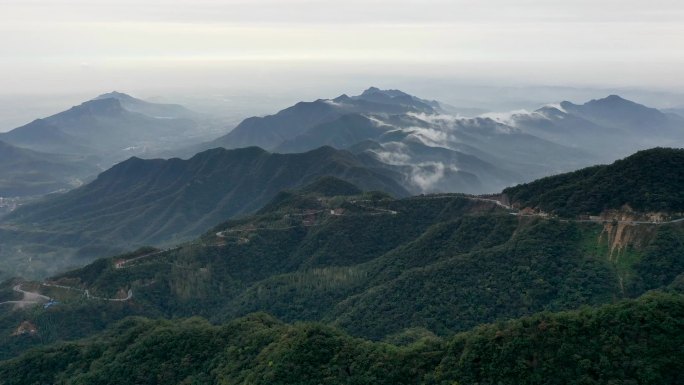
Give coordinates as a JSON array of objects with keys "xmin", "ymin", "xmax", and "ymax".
[{"xmin": 1, "ymin": 0, "xmax": 684, "ymax": 99}]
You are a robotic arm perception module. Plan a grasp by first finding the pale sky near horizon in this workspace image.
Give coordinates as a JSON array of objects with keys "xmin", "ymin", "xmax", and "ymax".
[{"xmin": 1, "ymin": 0, "xmax": 684, "ymax": 96}]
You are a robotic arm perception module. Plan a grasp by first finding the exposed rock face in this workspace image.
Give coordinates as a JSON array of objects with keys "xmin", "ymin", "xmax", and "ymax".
[
  {"xmin": 12, "ymin": 321, "xmax": 38, "ymax": 336},
  {"xmin": 600, "ymin": 221, "xmax": 652, "ymax": 260}
]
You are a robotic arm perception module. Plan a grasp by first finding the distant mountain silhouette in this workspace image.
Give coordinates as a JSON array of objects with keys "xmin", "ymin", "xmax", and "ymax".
[
  {"xmin": 353, "ymin": 86, "xmax": 441, "ymax": 110},
  {"xmin": 205, "ymin": 87, "xmax": 439, "ymax": 151},
  {"xmin": 0, "ymin": 93, "xmax": 202, "ymax": 166},
  {"xmin": 184, "ymin": 88, "xmax": 591, "ymax": 194},
  {"xmin": 560, "ymin": 95, "xmax": 672, "ymax": 132},
  {"xmin": 94, "ymin": 91, "xmax": 198, "ymax": 119},
  {"xmin": 506, "ymin": 95, "xmax": 684, "ymax": 162}
]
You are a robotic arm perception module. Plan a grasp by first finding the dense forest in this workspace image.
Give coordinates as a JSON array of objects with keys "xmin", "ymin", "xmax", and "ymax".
[
  {"xmin": 2, "ymin": 150, "xmax": 684, "ymax": 383},
  {"xmin": 503, "ymin": 148, "xmax": 684, "ymax": 216},
  {"xmin": 2, "ymin": 292, "xmax": 682, "ymax": 385},
  {"xmin": 1, "ymin": 176, "xmax": 683, "ymax": 363}
]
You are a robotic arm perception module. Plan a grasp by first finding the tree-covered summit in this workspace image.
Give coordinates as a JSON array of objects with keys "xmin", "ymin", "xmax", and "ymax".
[{"xmin": 503, "ymin": 147, "xmax": 684, "ymax": 216}]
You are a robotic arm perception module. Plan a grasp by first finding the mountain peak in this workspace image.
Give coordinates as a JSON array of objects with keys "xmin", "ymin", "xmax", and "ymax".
[
  {"xmin": 94, "ymin": 91, "xmax": 137, "ymax": 102},
  {"xmin": 92, "ymin": 91, "xmax": 198, "ymax": 119},
  {"xmin": 359, "ymin": 87, "xmax": 410, "ymax": 98},
  {"xmin": 63, "ymin": 98, "xmax": 125, "ymax": 117},
  {"xmin": 555, "ymin": 95, "xmax": 668, "ymax": 130},
  {"xmin": 362, "ymin": 86, "xmax": 381, "ymax": 95},
  {"xmin": 333, "ymin": 94, "xmax": 351, "ymax": 102},
  {"xmin": 353, "ymin": 87, "xmax": 439, "ymax": 112},
  {"xmin": 79, "ymin": 97, "xmax": 124, "ymax": 113},
  {"xmin": 559, "ymin": 95, "xmax": 636, "ymax": 110},
  {"xmin": 587, "ymin": 94, "xmax": 635, "ymax": 106},
  {"xmin": 304, "ymin": 145, "xmax": 340, "ymax": 157},
  {"xmin": 605, "ymin": 94, "xmax": 625, "ymax": 101}
]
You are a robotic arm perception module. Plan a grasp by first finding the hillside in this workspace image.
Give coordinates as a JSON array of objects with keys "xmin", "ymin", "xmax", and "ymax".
[
  {"xmin": 1, "ymin": 149, "xmax": 683, "ymax": 370},
  {"xmin": 0, "ymin": 147, "xmax": 407, "ymax": 278},
  {"xmin": 503, "ymin": 147, "xmax": 684, "ymax": 216},
  {"xmin": 1, "ymin": 292, "xmax": 681, "ymax": 385},
  {"xmin": 0, "ymin": 141, "xmax": 99, "ymax": 197},
  {"xmin": 1, "ymin": 163, "xmax": 683, "ymax": 358}
]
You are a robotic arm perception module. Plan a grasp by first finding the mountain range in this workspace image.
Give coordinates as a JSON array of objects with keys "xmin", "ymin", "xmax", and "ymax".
[
  {"xmin": 0, "ymin": 148, "xmax": 682, "ymax": 384},
  {"xmin": 504, "ymin": 95, "xmax": 684, "ymax": 159},
  {"xmin": 2, "ymin": 88, "xmax": 681, "ymax": 200},
  {"xmin": 0, "ymin": 146, "xmax": 406, "ymax": 278},
  {"xmin": 0, "ymin": 88, "xmax": 682, "ymax": 279},
  {"xmin": 179, "ymin": 88, "xmax": 684, "ymax": 195},
  {"xmin": 31, "ymin": 149, "xmax": 681, "ymax": 338},
  {"xmin": 207, "ymin": 87, "xmax": 440, "ymax": 151},
  {"xmin": 1, "ymin": 86, "xmax": 682, "ymax": 274}
]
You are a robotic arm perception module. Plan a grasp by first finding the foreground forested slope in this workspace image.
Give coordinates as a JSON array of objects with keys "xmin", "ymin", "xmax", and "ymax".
[{"xmin": 2, "ymin": 292, "xmax": 682, "ymax": 385}]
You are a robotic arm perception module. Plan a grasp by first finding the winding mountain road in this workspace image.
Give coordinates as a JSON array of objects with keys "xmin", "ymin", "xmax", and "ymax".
[
  {"xmin": 115, "ymin": 247, "xmax": 181, "ymax": 269},
  {"xmin": 42, "ymin": 283, "xmax": 133, "ymax": 302},
  {"xmin": 0, "ymin": 284, "xmax": 50, "ymax": 307},
  {"xmin": 408, "ymin": 194, "xmax": 512, "ymax": 209},
  {"xmin": 512, "ymin": 212, "xmax": 684, "ymax": 226}
]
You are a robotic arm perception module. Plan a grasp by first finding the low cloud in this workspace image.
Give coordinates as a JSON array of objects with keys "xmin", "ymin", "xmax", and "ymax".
[
  {"xmin": 478, "ymin": 109, "xmax": 530, "ymax": 127},
  {"xmin": 406, "ymin": 127, "xmax": 450, "ymax": 147},
  {"xmin": 370, "ymin": 142, "xmax": 411, "ymax": 165},
  {"xmin": 409, "ymin": 161, "xmax": 447, "ymax": 191},
  {"xmin": 370, "ymin": 143, "xmax": 458, "ymax": 192}
]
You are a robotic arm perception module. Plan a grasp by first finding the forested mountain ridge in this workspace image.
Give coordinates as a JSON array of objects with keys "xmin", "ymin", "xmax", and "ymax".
[
  {"xmin": 0, "ymin": 147, "xmax": 407, "ymax": 279},
  {"xmin": 503, "ymin": 147, "xmax": 684, "ymax": 217},
  {"xmin": 1, "ymin": 148, "xmax": 683, "ymax": 382},
  {"xmin": 2, "ymin": 155, "xmax": 683, "ymax": 360}
]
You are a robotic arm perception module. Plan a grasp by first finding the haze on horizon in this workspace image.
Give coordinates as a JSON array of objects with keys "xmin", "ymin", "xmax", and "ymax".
[{"xmin": 1, "ymin": 0, "xmax": 684, "ymax": 130}]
